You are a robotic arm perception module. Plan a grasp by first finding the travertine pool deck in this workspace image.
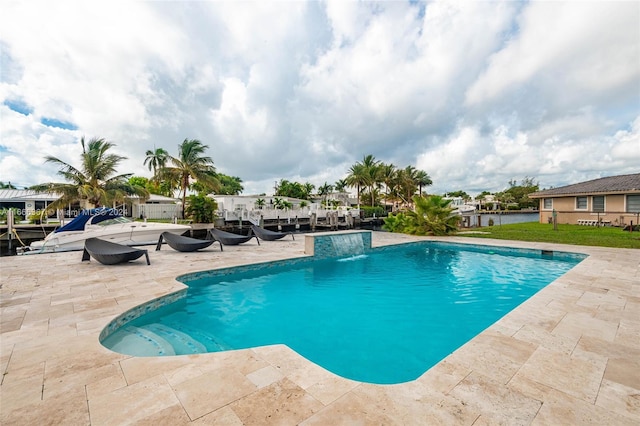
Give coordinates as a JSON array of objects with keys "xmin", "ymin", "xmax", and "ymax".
[{"xmin": 1, "ymin": 232, "xmax": 638, "ymax": 425}]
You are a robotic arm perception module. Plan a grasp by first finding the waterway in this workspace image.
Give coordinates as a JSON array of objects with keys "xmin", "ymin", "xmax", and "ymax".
[{"xmin": 477, "ymin": 212, "xmax": 539, "ymax": 226}]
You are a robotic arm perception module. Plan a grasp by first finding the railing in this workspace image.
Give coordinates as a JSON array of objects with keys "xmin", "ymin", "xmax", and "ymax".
[{"xmin": 218, "ymin": 207, "xmax": 361, "ymax": 224}]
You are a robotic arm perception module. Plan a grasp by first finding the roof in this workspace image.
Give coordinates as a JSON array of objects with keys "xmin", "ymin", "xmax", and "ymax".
[
  {"xmin": 0, "ymin": 189, "xmax": 61, "ymax": 201},
  {"xmin": 530, "ymin": 173, "xmax": 640, "ymax": 198}
]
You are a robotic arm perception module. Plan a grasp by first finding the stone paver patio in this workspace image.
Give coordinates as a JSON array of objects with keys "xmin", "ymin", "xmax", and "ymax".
[{"xmin": 1, "ymin": 232, "xmax": 638, "ymax": 425}]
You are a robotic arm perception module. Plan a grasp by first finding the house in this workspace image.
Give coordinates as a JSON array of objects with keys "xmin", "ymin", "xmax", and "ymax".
[
  {"xmin": 0, "ymin": 189, "xmax": 60, "ymax": 219},
  {"xmin": 529, "ymin": 173, "xmax": 640, "ymax": 226},
  {"xmin": 128, "ymin": 194, "xmax": 181, "ymax": 220}
]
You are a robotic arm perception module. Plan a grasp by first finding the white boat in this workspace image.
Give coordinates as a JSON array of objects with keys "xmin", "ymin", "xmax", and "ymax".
[
  {"xmin": 20, "ymin": 208, "xmax": 191, "ymax": 254},
  {"xmin": 445, "ymin": 197, "xmax": 477, "ymax": 215}
]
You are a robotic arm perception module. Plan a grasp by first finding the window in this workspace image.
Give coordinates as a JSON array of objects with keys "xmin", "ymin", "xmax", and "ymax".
[
  {"xmin": 628, "ymin": 195, "xmax": 640, "ymax": 213},
  {"xmin": 575, "ymin": 196, "xmax": 588, "ymax": 210},
  {"xmin": 592, "ymin": 196, "xmax": 605, "ymax": 213},
  {"xmin": 543, "ymin": 198, "xmax": 553, "ymax": 210}
]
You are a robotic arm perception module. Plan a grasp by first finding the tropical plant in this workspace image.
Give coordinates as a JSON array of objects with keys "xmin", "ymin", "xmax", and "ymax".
[
  {"xmin": 0, "ymin": 181, "xmax": 17, "ymax": 189},
  {"xmin": 361, "ymin": 205, "xmax": 385, "ymax": 218},
  {"xmin": 497, "ymin": 177, "xmax": 539, "ymax": 209},
  {"xmin": 184, "ymin": 194, "xmax": 217, "ymax": 223},
  {"xmin": 273, "ymin": 197, "xmax": 284, "ymax": 209},
  {"xmin": 346, "ymin": 155, "xmax": 381, "ymax": 206},
  {"xmin": 255, "ymin": 198, "xmax": 266, "ymax": 209},
  {"xmin": 303, "ymin": 182, "xmax": 315, "ymax": 199},
  {"xmin": 161, "ymin": 139, "xmax": 218, "ymax": 217},
  {"xmin": 384, "ymin": 195, "xmax": 459, "ymax": 236},
  {"xmin": 31, "ymin": 136, "xmax": 148, "ymax": 209},
  {"xmin": 318, "ymin": 182, "xmax": 334, "ymax": 203},
  {"xmin": 415, "ymin": 170, "xmax": 432, "ymax": 196},
  {"xmin": 382, "ymin": 211, "xmax": 410, "ymax": 232},
  {"xmin": 144, "ymin": 147, "xmax": 169, "ymax": 181},
  {"xmin": 215, "ymin": 174, "xmax": 244, "ymax": 195},
  {"xmin": 408, "ymin": 195, "xmax": 459, "ymax": 235},
  {"xmin": 275, "ymin": 179, "xmax": 313, "ymax": 200},
  {"xmin": 334, "ymin": 179, "xmax": 348, "ymax": 193}
]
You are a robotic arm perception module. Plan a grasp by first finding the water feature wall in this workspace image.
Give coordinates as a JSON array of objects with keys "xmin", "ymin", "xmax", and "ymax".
[{"xmin": 305, "ymin": 230, "xmax": 372, "ymax": 259}]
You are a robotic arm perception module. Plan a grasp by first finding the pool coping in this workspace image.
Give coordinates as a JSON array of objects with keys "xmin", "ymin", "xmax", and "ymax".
[{"xmin": 1, "ymin": 232, "xmax": 638, "ymax": 424}]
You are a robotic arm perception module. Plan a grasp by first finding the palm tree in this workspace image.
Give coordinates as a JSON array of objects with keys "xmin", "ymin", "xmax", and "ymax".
[
  {"xmin": 31, "ymin": 137, "xmax": 148, "ymax": 209},
  {"xmin": 380, "ymin": 163, "xmax": 397, "ymax": 206},
  {"xmin": 318, "ymin": 182, "xmax": 334, "ymax": 204},
  {"xmin": 346, "ymin": 162, "xmax": 367, "ymax": 207},
  {"xmin": 162, "ymin": 139, "xmax": 217, "ymax": 217},
  {"xmin": 143, "ymin": 147, "xmax": 169, "ymax": 181},
  {"xmin": 397, "ymin": 165, "xmax": 418, "ymax": 207},
  {"xmin": 334, "ymin": 179, "xmax": 348, "ymax": 193},
  {"xmin": 346, "ymin": 155, "xmax": 381, "ymax": 207},
  {"xmin": 407, "ymin": 195, "xmax": 459, "ymax": 235},
  {"xmin": 303, "ymin": 182, "xmax": 315, "ymax": 200},
  {"xmin": 415, "ymin": 170, "xmax": 432, "ymax": 196},
  {"xmin": 361, "ymin": 154, "xmax": 382, "ymax": 206}
]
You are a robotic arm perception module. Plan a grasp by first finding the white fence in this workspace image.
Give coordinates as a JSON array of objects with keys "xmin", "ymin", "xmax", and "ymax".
[{"xmin": 132, "ymin": 203, "xmax": 182, "ymax": 220}]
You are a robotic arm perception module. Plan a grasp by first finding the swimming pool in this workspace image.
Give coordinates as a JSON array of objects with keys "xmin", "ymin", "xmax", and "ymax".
[{"xmin": 101, "ymin": 241, "xmax": 585, "ymax": 384}]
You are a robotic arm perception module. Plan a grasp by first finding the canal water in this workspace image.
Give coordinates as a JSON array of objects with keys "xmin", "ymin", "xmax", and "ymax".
[{"xmin": 476, "ymin": 212, "xmax": 538, "ymax": 227}]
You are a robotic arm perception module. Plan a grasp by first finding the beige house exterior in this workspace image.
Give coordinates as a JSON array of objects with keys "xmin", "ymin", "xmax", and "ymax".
[{"xmin": 529, "ymin": 173, "xmax": 640, "ymax": 226}]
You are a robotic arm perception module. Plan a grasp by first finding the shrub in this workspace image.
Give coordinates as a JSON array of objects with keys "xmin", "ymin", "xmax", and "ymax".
[
  {"xmin": 28, "ymin": 212, "xmax": 43, "ymax": 224},
  {"xmin": 361, "ymin": 206, "xmax": 385, "ymax": 218},
  {"xmin": 383, "ymin": 195, "xmax": 459, "ymax": 236},
  {"xmin": 184, "ymin": 195, "xmax": 218, "ymax": 223}
]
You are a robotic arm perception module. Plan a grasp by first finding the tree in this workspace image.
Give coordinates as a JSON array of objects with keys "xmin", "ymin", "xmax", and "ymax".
[
  {"xmin": 397, "ymin": 166, "xmax": 418, "ymax": 206},
  {"xmin": 346, "ymin": 155, "xmax": 381, "ymax": 207},
  {"xmin": 303, "ymin": 182, "xmax": 315, "ymax": 199},
  {"xmin": 0, "ymin": 181, "xmax": 17, "ymax": 189},
  {"xmin": 379, "ymin": 163, "xmax": 397, "ymax": 206},
  {"xmin": 144, "ymin": 147, "xmax": 169, "ymax": 181},
  {"xmin": 361, "ymin": 154, "xmax": 382, "ymax": 206},
  {"xmin": 162, "ymin": 139, "xmax": 218, "ymax": 217},
  {"xmin": 346, "ymin": 162, "xmax": 366, "ymax": 207},
  {"xmin": 415, "ymin": 170, "xmax": 432, "ymax": 196},
  {"xmin": 334, "ymin": 179, "xmax": 348, "ymax": 193},
  {"xmin": 214, "ymin": 174, "xmax": 244, "ymax": 195},
  {"xmin": 31, "ymin": 136, "xmax": 148, "ymax": 209},
  {"xmin": 498, "ymin": 177, "xmax": 539, "ymax": 209},
  {"xmin": 318, "ymin": 181, "xmax": 334, "ymax": 204},
  {"xmin": 184, "ymin": 194, "xmax": 217, "ymax": 223},
  {"xmin": 275, "ymin": 179, "xmax": 312, "ymax": 200},
  {"xmin": 446, "ymin": 190, "xmax": 470, "ymax": 200}
]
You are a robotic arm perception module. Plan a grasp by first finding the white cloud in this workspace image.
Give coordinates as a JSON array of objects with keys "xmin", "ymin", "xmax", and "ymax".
[
  {"xmin": 0, "ymin": 0, "xmax": 637, "ymax": 196},
  {"xmin": 466, "ymin": 1, "xmax": 639, "ymax": 110}
]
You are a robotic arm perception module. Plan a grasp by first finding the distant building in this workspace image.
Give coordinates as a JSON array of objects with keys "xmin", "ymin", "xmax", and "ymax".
[
  {"xmin": 0, "ymin": 189, "xmax": 59, "ymax": 218},
  {"xmin": 529, "ymin": 173, "xmax": 640, "ymax": 226}
]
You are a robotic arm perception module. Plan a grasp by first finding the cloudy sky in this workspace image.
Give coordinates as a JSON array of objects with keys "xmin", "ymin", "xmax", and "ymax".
[{"xmin": 1, "ymin": 0, "xmax": 638, "ymax": 197}]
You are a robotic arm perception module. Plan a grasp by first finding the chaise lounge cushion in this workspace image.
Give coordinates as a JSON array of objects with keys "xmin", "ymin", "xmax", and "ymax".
[{"xmin": 82, "ymin": 238, "xmax": 150, "ymax": 265}]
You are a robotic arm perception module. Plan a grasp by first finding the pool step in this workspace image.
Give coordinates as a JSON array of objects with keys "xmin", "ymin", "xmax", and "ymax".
[
  {"xmin": 108, "ymin": 326, "xmax": 176, "ymax": 356},
  {"xmin": 107, "ymin": 324, "xmax": 208, "ymax": 356},
  {"xmin": 143, "ymin": 323, "xmax": 207, "ymax": 354}
]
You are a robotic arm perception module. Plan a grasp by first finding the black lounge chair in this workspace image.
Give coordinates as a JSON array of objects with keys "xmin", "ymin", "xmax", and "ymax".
[
  {"xmin": 250, "ymin": 225, "xmax": 295, "ymax": 241},
  {"xmin": 155, "ymin": 231, "xmax": 222, "ymax": 252},
  {"xmin": 209, "ymin": 228, "xmax": 260, "ymax": 246},
  {"xmin": 82, "ymin": 238, "xmax": 150, "ymax": 265}
]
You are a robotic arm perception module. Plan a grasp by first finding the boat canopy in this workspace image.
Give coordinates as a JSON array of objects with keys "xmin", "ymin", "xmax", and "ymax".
[{"xmin": 55, "ymin": 208, "xmax": 122, "ymax": 233}]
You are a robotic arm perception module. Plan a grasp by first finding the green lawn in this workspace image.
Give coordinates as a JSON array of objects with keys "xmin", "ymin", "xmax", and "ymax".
[{"xmin": 460, "ymin": 222, "xmax": 640, "ymax": 249}]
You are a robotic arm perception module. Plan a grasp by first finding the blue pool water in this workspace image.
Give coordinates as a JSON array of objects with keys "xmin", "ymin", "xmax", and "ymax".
[{"xmin": 101, "ymin": 242, "xmax": 584, "ymax": 384}]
